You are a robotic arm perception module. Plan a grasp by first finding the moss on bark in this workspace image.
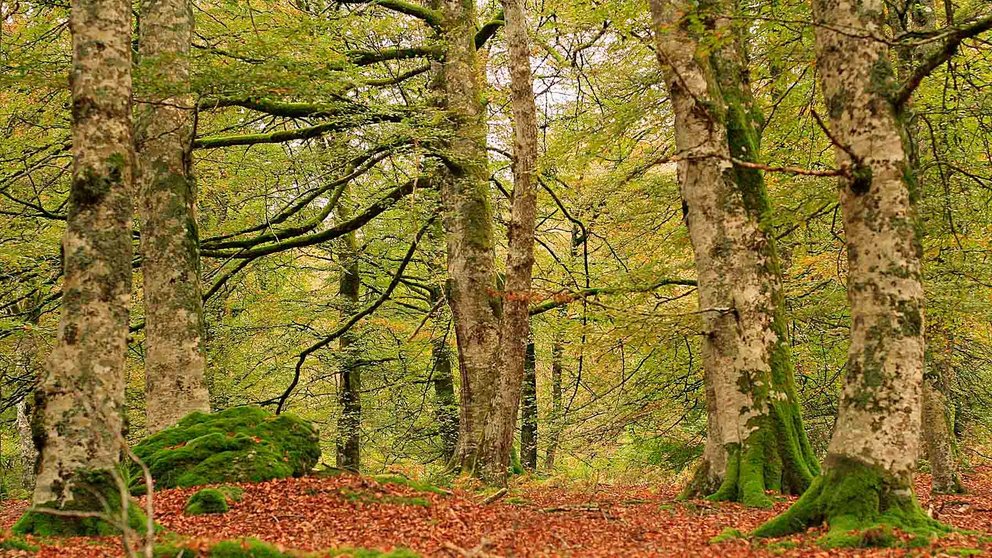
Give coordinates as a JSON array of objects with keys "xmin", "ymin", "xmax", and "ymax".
[
  {"xmin": 12, "ymin": 470, "xmax": 148, "ymax": 536},
  {"xmin": 753, "ymin": 456, "xmax": 950, "ymax": 547}
]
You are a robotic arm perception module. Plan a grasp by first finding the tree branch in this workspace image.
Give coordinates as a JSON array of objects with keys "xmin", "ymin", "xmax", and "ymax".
[
  {"xmin": 274, "ymin": 216, "xmax": 436, "ymax": 413},
  {"xmin": 336, "ymin": 0, "xmax": 442, "ymax": 29},
  {"xmin": 528, "ymin": 278, "xmax": 697, "ymax": 316},
  {"xmin": 895, "ymin": 14, "xmax": 992, "ymax": 107}
]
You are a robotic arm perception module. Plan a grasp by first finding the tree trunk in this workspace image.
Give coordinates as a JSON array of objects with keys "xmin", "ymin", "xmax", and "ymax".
[
  {"xmin": 887, "ymin": 0, "xmax": 964, "ymax": 496},
  {"xmin": 16, "ymin": 399, "xmax": 36, "ymax": 490},
  {"xmin": 755, "ymin": 0, "xmax": 947, "ymax": 544},
  {"xmin": 336, "ymin": 192, "xmax": 362, "ymax": 471},
  {"xmin": 431, "ymin": 325, "xmax": 460, "ymax": 463},
  {"xmin": 923, "ymin": 328, "xmax": 963, "ymax": 493},
  {"xmin": 476, "ymin": 0, "xmax": 541, "ymax": 486},
  {"xmin": 14, "ymin": 0, "xmax": 135, "ymax": 536},
  {"xmin": 520, "ymin": 339, "xmax": 538, "ymax": 471},
  {"xmin": 432, "ymin": 0, "xmax": 501, "ymax": 475},
  {"xmin": 650, "ymin": 0, "xmax": 817, "ymax": 507},
  {"xmin": 544, "ymin": 330, "xmax": 564, "ymax": 471},
  {"xmin": 137, "ymin": 0, "xmax": 210, "ymax": 433}
]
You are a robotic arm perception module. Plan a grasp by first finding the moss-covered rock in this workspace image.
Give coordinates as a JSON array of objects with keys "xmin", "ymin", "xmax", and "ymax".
[
  {"xmin": 185, "ymin": 488, "xmax": 230, "ymax": 515},
  {"xmin": 132, "ymin": 407, "xmax": 320, "ymax": 491},
  {"xmin": 12, "ymin": 469, "xmax": 150, "ymax": 536}
]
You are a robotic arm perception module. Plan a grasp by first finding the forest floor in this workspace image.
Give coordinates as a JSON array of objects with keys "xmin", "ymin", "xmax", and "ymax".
[{"xmin": 3, "ymin": 467, "xmax": 992, "ymax": 557}]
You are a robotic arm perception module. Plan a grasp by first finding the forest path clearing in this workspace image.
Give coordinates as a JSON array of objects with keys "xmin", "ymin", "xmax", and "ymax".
[{"xmin": 3, "ymin": 467, "xmax": 992, "ymax": 557}]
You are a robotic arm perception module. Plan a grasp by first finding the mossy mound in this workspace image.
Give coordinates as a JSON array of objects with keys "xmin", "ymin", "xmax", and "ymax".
[
  {"xmin": 753, "ymin": 456, "xmax": 952, "ymax": 548},
  {"xmin": 152, "ymin": 537, "xmax": 420, "ymax": 557},
  {"xmin": 132, "ymin": 407, "xmax": 320, "ymax": 491},
  {"xmin": 185, "ymin": 488, "xmax": 230, "ymax": 515},
  {"xmin": 12, "ymin": 470, "xmax": 150, "ymax": 537}
]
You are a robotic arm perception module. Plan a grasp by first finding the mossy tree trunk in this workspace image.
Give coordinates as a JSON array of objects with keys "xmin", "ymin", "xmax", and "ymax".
[
  {"xmin": 650, "ymin": 0, "xmax": 818, "ymax": 507},
  {"xmin": 431, "ymin": 323, "xmax": 460, "ymax": 463},
  {"xmin": 755, "ymin": 0, "xmax": 947, "ymax": 544},
  {"xmin": 17, "ymin": 0, "xmax": 135, "ymax": 535},
  {"xmin": 431, "ymin": 0, "xmax": 501, "ymax": 476},
  {"xmin": 137, "ymin": 0, "xmax": 211, "ymax": 434},
  {"xmin": 336, "ymin": 188, "xmax": 362, "ymax": 471},
  {"xmin": 519, "ymin": 339, "xmax": 538, "ymax": 471},
  {"xmin": 476, "ymin": 0, "xmax": 540, "ymax": 486}
]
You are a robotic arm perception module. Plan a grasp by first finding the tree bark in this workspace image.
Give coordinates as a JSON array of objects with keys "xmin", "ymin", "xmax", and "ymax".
[
  {"xmin": 431, "ymin": 325, "xmax": 460, "ymax": 463},
  {"xmin": 755, "ymin": 0, "xmax": 947, "ymax": 544},
  {"xmin": 520, "ymin": 339, "xmax": 538, "ymax": 471},
  {"xmin": 650, "ymin": 0, "xmax": 818, "ymax": 507},
  {"xmin": 432, "ymin": 0, "xmax": 501, "ymax": 475},
  {"xmin": 923, "ymin": 328, "xmax": 963, "ymax": 493},
  {"xmin": 137, "ymin": 0, "xmax": 211, "ymax": 433},
  {"xmin": 336, "ymin": 191, "xmax": 362, "ymax": 471},
  {"xmin": 543, "ymin": 330, "xmax": 563, "ymax": 471},
  {"xmin": 476, "ymin": 0, "xmax": 541, "ymax": 486},
  {"xmin": 16, "ymin": 399, "xmax": 36, "ymax": 490},
  {"xmin": 887, "ymin": 0, "xmax": 964, "ymax": 496},
  {"xmin": 15, "ymin": 0, "xmax": 135, "ymax": 535}
]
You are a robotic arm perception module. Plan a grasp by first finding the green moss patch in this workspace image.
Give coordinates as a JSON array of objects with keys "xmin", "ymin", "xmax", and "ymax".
[
  {"xmin": 0, "ymin": 536, "xmax": 39, "ymax": 552},
  {"xmin": 185, "ymin": 488, "xmax": 231, "ymax": 515},
  {"xmin": 339, "ymin": 487, "xmax": 430, "ymax": 507},
  {"xmin": 12, "ymin": 470, "xmax": 150, "ymax": 537},
  {"xmin": 132, "ymin": 407, "xmax": 320, "ymax": 491}
]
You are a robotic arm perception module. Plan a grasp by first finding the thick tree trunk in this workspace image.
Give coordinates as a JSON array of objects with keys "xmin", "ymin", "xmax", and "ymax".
[
  {"xmin": 336, "ymin": 193, "xmax": 362, "ymax": 471},
  {"xmin": 432, "ymin": 0, "xmax": 501, "ymax": 475},
  {"xmin": 650, "ymin": 0, "xmax": 817, "ymax": 507},
  {"xmin": 519, "ymin": 339, "xmax": 538, "ymax": 471},
  {"xmin": 15, "ymin": 0, "xmax": 135, "ymax": 536},
  {"xmin": 137, "ymin": 0, "xmax": 210, "ymax": 433},
  {"xmin": 755, "ymin": 0, "xmax": 947, "ymax": 545},
  {"xmin": 543, "ymin": 331, "xmax": 564, "ymax": 471},
  {"xmin": 476, "ymin": 0, "xmax": 540, "ymax": 486}
]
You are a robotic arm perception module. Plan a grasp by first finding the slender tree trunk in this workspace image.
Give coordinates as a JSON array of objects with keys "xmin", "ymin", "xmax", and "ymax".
[
  {"xmin": 432, "ymin": 0, "xmax": 501, "ymax": 475},
  {"xmin": 544, "ymin": 330, "xmax": 563, "ymax": 471},
  {"xmin": 336, "ymin": 192, "xmax": 362, "ymax": 471},
  {"xmin": 519, "ymin": 339, "xmax": 538, "ymax": 471},
  {"xmin": 16, "ymin": 399, "xmax": 36, "ymax": 490},
  {"xmin": 431, "ymin": 324, "xmax": 460, "ymax": 463},
  {"xmin": 14, "ymin": 0, "xmax": 135, "ymax": 535},
  {"xmin": 476, "ymin": 0, "xmax": 541, "ymax": 485},
  {"xmin": 137, "ymin": 0, "xmax": 210, "ymax": 433},
  {"xmin": 756, "ymin": 0, "xmax": 947, "ymax": 544},
  {"xmin": 888, "ymin": 0, "xmax": 964, "ymax": 495},
  {"xmin": 923, "ymin": 328, "xmax": 963, "ymax": 493},
  {"xmin": 650, "ymin": 0, "xmax": 817, "ymax": 507}
]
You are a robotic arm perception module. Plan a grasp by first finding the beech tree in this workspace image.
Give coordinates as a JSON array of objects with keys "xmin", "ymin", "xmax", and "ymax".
[
  {"xmin": 136, "ymin": 0, "xmax": 211, "ymax": 433},
  {"xmin": 754, "ymin": 0, "xmax": 960, "ymax": 543},
  {"xmin": 14, "ymin": 0, "xmax": 136, "ymax": 535},
  {"xmin": 476, "ymin": 0, "xmax": 541, "ymax": 485},
  {"xmin": 649, "ymin": 0, "xmax": 819, "ymax": 506}
]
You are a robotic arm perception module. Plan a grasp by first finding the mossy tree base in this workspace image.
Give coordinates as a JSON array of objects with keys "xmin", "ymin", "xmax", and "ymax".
[
  {"xmin": 692, "ymin": 398, "xmax": 820, "ymax": 508},
  {"xmin": 753, "ymin": 456, "xmax": 951, "ymax": 548},
  {"xmin": 12, "ymin": 469, "xmax": 149, "ymax": 537}
]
